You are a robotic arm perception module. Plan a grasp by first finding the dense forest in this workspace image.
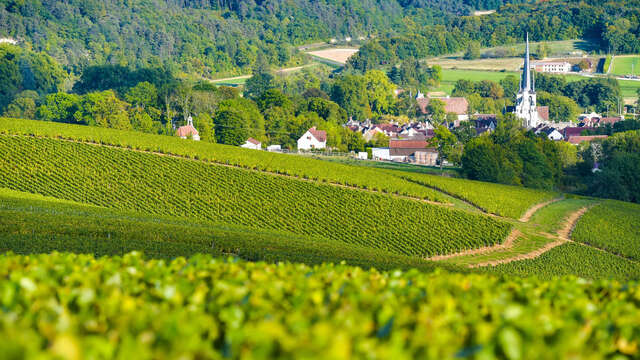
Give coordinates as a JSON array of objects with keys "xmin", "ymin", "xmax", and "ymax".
[{"xmin": 1, "ymin": 0, "xmax": 534, "ymax": 76}]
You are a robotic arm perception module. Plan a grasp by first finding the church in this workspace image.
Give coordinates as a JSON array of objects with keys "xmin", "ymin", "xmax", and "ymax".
[{"xmin": 514, "ymin": 34, "xmax": 549, "ymax": 128}]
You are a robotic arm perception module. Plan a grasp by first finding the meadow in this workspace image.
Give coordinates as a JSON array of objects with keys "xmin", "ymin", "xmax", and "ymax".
[{"xmin": 0, "ymin": 135, "xmax": 512, "ymax": 257}]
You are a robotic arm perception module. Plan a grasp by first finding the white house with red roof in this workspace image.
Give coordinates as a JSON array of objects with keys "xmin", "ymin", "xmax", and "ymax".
[
  {"xmin": 241, "ymin": 137, "xmax": 261, "ymax": 150},
  {"xmin": 176, "ymin": 116, "xmax": 200, "ymax": 141},
  {"xmin": 297, "ymin": 126, "xmax": 327, "ymax": 150}
]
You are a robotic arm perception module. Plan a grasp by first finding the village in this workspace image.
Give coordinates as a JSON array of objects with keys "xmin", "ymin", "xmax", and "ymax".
[{"xmin": 174, "ymin": 36, "xmax": 626, "ymax": 168}]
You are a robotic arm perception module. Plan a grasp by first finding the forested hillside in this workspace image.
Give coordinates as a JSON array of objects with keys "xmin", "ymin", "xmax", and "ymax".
[
  {"xmin": 348, "ymin": 0, "xmax": 640, "ymax": 71},
  {"xmin": 1, "ymin": 0, "xmax": 530, "ymax": 76}
]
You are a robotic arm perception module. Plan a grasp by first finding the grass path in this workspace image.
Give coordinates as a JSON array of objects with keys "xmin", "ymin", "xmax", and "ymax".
[{"xmin": 519, "ymin": 198, "xmax": 563, "ymax": 222}]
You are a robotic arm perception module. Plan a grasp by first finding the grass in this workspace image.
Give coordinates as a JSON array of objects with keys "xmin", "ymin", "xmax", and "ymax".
[
  {"xmin": 619, "ymin": 78, "xmax": 640, "ymax": 99},
  {"xmin": 611, "ymin": 55, "xmax": 640, "ymax": 76},
  {"xmin": 0, "ymin": 188, "xmax": 462, "ymax": 272},
  {"xmin": 526, "ymin": 198, "xmax": 596, "ymax": 235}
]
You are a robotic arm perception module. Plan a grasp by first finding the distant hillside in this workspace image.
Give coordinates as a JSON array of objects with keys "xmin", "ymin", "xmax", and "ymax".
[{"xmin": 0, "ymin": 0, "xmax": 530, "ymax": 76}]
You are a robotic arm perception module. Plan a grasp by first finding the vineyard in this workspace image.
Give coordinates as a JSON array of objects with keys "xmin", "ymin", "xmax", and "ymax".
[
  {"xmin": 0, "ymin": 118, "xmax": 560, "ymax": 218},
  {"xmin": 0, "ymin": 118, "xmax": 447, "ymax": 202},
  {"xmin": 400, "ymin": 172, "xmax": 557, "ymax": 219},
  {"xmin": 2, "ymin": 252, "xmax": 640, "ymax": 359},
  {"xmin": 486, "ymin": 243, "xmax": 640, "ymax": 281},
  {"xmin": 0, "ymin": 136, "xmax": 512, "ymax": 257},
  {"xmin": 0, "ymin": 188, "xmax": 463, "ymax": 272},
  {"xmin": 572, "ymin": 200, "xmax": 640, "ymax": 261}
]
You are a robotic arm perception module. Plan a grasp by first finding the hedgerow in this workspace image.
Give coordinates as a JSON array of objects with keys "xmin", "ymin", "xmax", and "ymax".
[
  {"xmin": 2, "ymin": 252, "xmax": 640, "ymax": 359},
  {"xmin": 0, "ymin": 136, "xmax": 511, "ymax": 257},
  {"xmin": 485, "ymin": 243, "xmax": 640, "ymax": 281},
  {"xmin": 0, "ymin": 118, "xmax": 447, "ymax": 202},
  {"xmin": 572, "ymin": 200, "xmax": 640, "ymax": 260},
  {"xmin": 400, "ymin": 172, "xmax": 558, "ymax": 219},
  {"xmin": 0, "ymin": 188, "xmax": 462, "ymax": 272}
]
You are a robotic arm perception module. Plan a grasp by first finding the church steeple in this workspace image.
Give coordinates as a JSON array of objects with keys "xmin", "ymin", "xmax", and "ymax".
[{"xmin": 521, "ymin": 33, "xmax": 532, "ymax": 92}]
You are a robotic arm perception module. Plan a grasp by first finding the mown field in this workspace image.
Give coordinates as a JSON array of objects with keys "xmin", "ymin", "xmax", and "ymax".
[
  {"xmin": 572, "ymin": 200, "xmax": 640, "ymax": 261},
  {"xmin": 0, "ymin": 118, "xmax": 557, "ymax": 219},
  {"xmin": 612, "ymin": 55, "xmax": 640, "ymax": 76},
  {"xmin": 0, "ymin": 188, "xmax": 460, "ymax": 272},
  {"xmin": 0, "ymin": 135, "xmax": 511, "ymax": 257},
  {"xmin": 2, "ymin": 251, "xmax": 640, "ymax": 359}
]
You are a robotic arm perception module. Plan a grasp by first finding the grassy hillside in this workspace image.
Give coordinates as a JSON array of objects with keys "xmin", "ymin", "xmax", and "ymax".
[
  {"xmin": 0, "ymin": 188, "xmax": 461, "ymax": 272},
  {"xmin": 3, "ymin": 251, "xmax": 640, "ymax": 359},
  {"xmin": 0, "ymin": 118, "xmax": 558, "ymax": 218},
  {"xmin": 572, "ymin": 200, "xmax": 640, "ymax": 261},
  {"xmin": 0, "ymin": 135, "xmax": 511, "ymax": 257},
  {"xmin": 612, "ymin": 55, "xmax": 640, "ymax": 76}
]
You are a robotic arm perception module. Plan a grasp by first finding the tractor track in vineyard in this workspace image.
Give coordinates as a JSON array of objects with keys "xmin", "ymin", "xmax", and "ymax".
[{"xmin": 469, "ymin": 207, "xmax": 591, "ymax": 268}]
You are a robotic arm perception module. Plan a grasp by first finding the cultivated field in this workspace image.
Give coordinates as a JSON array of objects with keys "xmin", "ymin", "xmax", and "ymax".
[
  {"xmin": 429, "ymin": 57, "xmax": 524, "ymax": 71},
  {"xmin": 611, "ymin": 55, "xmax": 640, "ymax": 76},
  {"xmin": 306, "ymin": 48, "xmax": 359, "ymax": 64}
]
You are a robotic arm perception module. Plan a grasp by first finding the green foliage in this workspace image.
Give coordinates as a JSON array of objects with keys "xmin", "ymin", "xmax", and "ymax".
[
  {"xmin": 572, "ymin": 200, "xmax": 640, "ymax": 260},
  {"xmin": 487, "ymin": 243, "xmax": 640, "ymax": 281},
  {"xmin": 0, "ymin": 188, "xmax": 457, "ymax": 272},
  {"xmin": 537, "ymin": 91, "xmax": 580, "ymax": 122},
  {"xmin": 463, "ymin": 41, "xmax": 481, "ymax": 60},
  {"xmin": 0, "ymin": 44, "xmax": 65, "ymax": 111},
  {"xmin": 0, "ymin": 135, "xmax": 511, "ymax": 257},
  {"xmin": 330, "ymin": 75, "xmax": 372, "ymax": 121},
  {"xmin": 3, "ymin": 251, "xmax": 640, "ymax": 358}
]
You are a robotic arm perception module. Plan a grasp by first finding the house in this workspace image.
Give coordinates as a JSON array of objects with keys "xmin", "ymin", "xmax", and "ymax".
[
  {"xmin": 531, "ymin": 61, "xmax": 572, "ymax": 73},
  {"xmin": 563, "ymin": 127, "xmax": 595, "ymax": 139},
  {"xmin": 176, "ymin": 116, "xmax": 200, "ymax": 141},
  {"xmin": 567, "ymin": 135, "xmax": 608, "ymax": 145},
  {"xmin": 389, "ymin": 136, "xmax": 438, "ymax": 165},
  {"xmin": 241, "ymin": 138, "xmax": 261, "ymax": 150},
  {"xmin": 417, "ymin": 96, "xmax": 469, "ymax": 121},
  {"xmin": 371, "ymin": 147, "xmax": 391, "ymax": 161},
  {"xmin": 357, "ymin": 152, "xmax": 368, "ymax": 160},
  {"xmin": 297, "ymin": 126, "xmax": 327, "ymax": 150},
  {"xmin": 266, "ymin": 144, "xmax": 282, "ymax": 152},
  {"xmin": 473, "ymin": 114, "xmax": 497, "ymax": 133},
  {"xmin": 536, "ymin": 126, "xmax": 564, "ymax": 141}
]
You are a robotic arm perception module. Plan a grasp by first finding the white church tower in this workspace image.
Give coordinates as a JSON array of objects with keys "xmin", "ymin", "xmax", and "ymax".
[{"xmin": 515, "ymin": 33, "xmax": 542, "ymax": 128}]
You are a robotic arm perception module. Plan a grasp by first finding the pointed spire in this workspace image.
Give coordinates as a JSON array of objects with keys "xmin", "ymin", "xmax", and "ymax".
[
  {"xmin": 522, "ymin": 32, "xmax": 531, "ymax": 91},
  {"xmin": 187, "ymin": 115, "xmax": 193, "ymax": 127}
]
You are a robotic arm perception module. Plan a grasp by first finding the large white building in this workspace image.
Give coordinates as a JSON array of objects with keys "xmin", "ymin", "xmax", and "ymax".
[
  {"xmin": 532, "ymin": 61, "xmax": 572, "ymax": 73},
  {"xmin": 514, "ymin": 34, "xmax": 547, "ymax": 129},
  {"xmin": 297, "ymin": 126, "xmax": 327, "ymax": 150}
]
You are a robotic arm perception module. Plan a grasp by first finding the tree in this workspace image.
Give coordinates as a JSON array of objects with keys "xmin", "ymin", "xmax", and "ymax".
[
  {"xmin": 537, "ymin": 91, "xmax": 580, "ymax": 122},
  {"xmin": 75, "ymin": 91, "xmax": 131, "ymax": 130},
  {"xmin": 193, "ymin": 113, "xmax": 215, "ymax": 142},
  {"xmin": 125, "ymin": 82, "xmax": 158, "ymax": 109},
  {"xmin": 36, "ymin": 92, "xmax": 82, "ymax": 124},
  {"xmin": 454, "ymin": 121, "xmax": 477, "ymax": 144},
  {"xmin": 535, "ymin": 42, "xmax": 550, "ymax": 59},
  {"xmin": 2, "ymin": 90, "xmax": 38, "ymax": 119},
  {"xmin": 476, "ymin": 80, "xmax": 504, "ymax": 99},
  {"xmin": 500, "ymin": 75, "xmax": 520, "ymax": 99},
  {"xmin": 244, "ymin": 54, "xmax": 275, "ymax": 99},
  {"xmin": 431, "ymin": 125, "xmax": 458, "ymax": 171},
  {"xmin": 217, "ymin": 98, "xmax": 265, "ymax": 141},
  {"xmin": 463, "ymin": 41, "xmax": 481, "ymax": 60},
  {"xmin": 330, "ymin": 75, "xmax": 371, "ymax": 121},
  {"xmin": 426, "ymin": 99, "xmax": 446, "ymax": 124},
  {"xmin": 363, "ymin": 70, "xmax": 396, "ymax": 116},
  {"xmin": 214, "ymin": 109, "xmax": 249, "ymax": 146}
]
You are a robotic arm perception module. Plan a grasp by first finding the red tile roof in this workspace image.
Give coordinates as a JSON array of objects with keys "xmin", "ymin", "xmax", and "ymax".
[
  {"xmin": 417, "ymin": 97, "xmax": 469, "ymax": 115},
  {"xmin": 308, "ymin": 126, "xmax": 327, "ymax": 142},
  {"xmin": 389, "ymin": 138, "xmax": 428, "ymax": 149},
  {"xmin": 567, "ymin": 135, "xmax": 608, "ymax": 145},
  {"xmin": 247, "ymin": 137, "xmax": 260, "ymax": 145},
  {"xmin": 599, "ymin": 117, "xmax": 623, "ymax": 125},
  {"xmin": 176, "ymin": 124, "xmax": 198, "ymax": 137},
  {"xmin": 563, "ymin": 127, "xmax": 594, "ymax": 138},
  {"xmin": 536, "ymin": 106, "xmax": 549, "ymax": 122}
]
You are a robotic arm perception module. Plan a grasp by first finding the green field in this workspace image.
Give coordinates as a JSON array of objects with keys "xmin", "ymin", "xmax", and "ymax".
[
  {"xmin": 0, "ymin": 188, "xmax": 462, "ymax": 272},
  {"xmin": 0, "ymin": 118, "xmax": 560, "ymax": 219},
  {"xmin": 619, "ymin": 78, "xmax": 640, "ymax": 99},
  {"xmin": 572, "ymin": 200, "xmax": 640, "ymax": 261},
  {"xmin": 0, "ymin": 135, "xmax": 512, "ymax": 257},
  {"xmin": 611, "ymin": 55, "xmax": 640, "ymax": 76},
  {"xmin": 3, "ymin": 251, "xmax": 640, "ymax": 359}
]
